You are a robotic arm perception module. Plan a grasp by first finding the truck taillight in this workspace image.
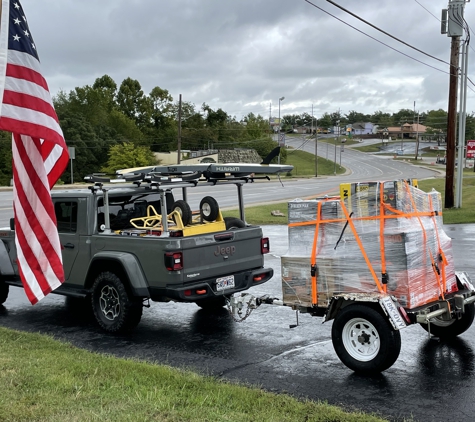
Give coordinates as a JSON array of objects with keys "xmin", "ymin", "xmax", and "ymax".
[
  {"xmin": 165, "ymin": 252, "xmax": 183, "ymax": 271},
  {"xmin": 261, "ymin": 237, "xmax": 270, "ymax": 254}
]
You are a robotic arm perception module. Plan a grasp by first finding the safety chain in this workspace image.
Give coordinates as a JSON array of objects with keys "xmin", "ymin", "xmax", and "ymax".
[
  {"xmin": 225, "ymin": 296, "xmax": 256, "ymax": 322},
  {"xmin": 225, "ymin": 294, "xmax": 279, "ymax": 322}
]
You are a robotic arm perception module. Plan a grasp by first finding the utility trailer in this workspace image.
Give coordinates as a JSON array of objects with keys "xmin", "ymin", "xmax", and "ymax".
[{"xmin": 229, "ymin": 180, "xmax": 475, "ymax": 374}]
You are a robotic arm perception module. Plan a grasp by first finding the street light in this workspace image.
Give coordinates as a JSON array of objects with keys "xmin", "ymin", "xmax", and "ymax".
[{"xmin": 278, "ymin": 96, "xmax": 285, "ymax": 164}]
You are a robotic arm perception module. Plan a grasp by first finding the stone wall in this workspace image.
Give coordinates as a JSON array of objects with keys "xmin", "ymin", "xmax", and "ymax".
[{"xmin": 218, "ymin": 149, "xmax": 261, "ymax": 163}]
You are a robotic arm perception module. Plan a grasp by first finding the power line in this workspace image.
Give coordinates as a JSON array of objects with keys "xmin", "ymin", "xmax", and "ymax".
[
  {"xmin": 323, "ymin": 0, "xmax": 450, "ymax": 66},
  {"xmin": 303, "ymin": 0, "xmax": 450, "ymax": 75},
  {"xmin": 413, "ymin": 0, "xmax": 440, "ymax": 22}
]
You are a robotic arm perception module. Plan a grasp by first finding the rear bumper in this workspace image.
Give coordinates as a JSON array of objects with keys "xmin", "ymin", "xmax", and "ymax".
[{"xmin": 149, "ymin": 267, "xmax": 274, "ymax": 302}]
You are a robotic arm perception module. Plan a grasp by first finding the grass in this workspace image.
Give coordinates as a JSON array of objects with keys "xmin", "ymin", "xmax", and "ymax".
[
  {"xmin": 285, "ymin": 149, "xmax": 346, "ymax": 177},
  {"xmin": 223, "ymin": 177, "xmax": 475, "ymax": 225},
  {"xmin": 0, "ymin": 327, "xmax": 387, "ymax": 422}
]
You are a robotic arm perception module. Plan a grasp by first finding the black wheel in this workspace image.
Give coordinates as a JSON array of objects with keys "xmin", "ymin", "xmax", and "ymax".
[
  {"xmin": 196, "ymin": 296, "xmax": 228, "ymax": 311},
  {"xmin": 200, "ymin": 196, "xmax": 220, "ymax": 222},
  {"xmin": 331, "ymin": 304, "xmax": 401, "ymax": 374},
  {"xmin": 91, "ymin": 271, "xmax": 143, "ymax": 333},
  {"xmin": 224, "ymin": 217, "xmax": 246, "ymax": 230},
  {"xmin": 0, "ymin": 282, "xmax": 9, "ymax": 304},
  {"xmin": 172, "ymin": 200, "xmax": 192, "ymax": 226},
  {"xmin": 419, "ymin": 302, "xmax": 475, "ymax": 339}
]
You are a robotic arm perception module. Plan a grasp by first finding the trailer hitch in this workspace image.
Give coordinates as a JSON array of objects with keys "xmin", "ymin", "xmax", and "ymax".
[{"xmin": 226, "ymin": 294, "xmax": 283, "ymax": 322}]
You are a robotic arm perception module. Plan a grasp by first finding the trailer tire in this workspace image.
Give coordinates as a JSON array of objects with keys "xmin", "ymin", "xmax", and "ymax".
[
  {"xmin": 332, "ymin": 304, "xmax": 401, "ymax": 374},
  {"xmin": 419, "ymin": 302, "xmax": 475, "ymax": 339},
  {"xmin": 224, "ymin": 217, "xmax": 246, "ymax": 230},
  {"xmin": 91, "ymin": 271, "xmax": 143, "ymax": 333},
  {"xmin": 172, "ymin": 200, "xmax": 192, "ymax": 226},
  {"xmin": 0, "ymin": 281, "xmax": 9, "ymax": 304},
  {"xmin": 200, "ymin": 196, "xmax": 220, "ymax": 222}
]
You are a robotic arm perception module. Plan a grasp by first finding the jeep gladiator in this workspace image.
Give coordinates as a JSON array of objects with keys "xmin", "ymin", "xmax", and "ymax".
[{"xmin": 0, "ymin": 168, "xmax": 290, "ymax": 332}]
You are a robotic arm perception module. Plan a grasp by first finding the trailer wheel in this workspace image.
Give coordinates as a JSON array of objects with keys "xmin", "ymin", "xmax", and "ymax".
[
  {"xmin": 91, "ymin": 271, "xmax": 143, "ymax": 333},
  {"xmin": 0, "ymin": 282, "xmax": 9, "ymax": 304},
  {"xmin": 200, "ymin": 196, "xmax": 220, "ymax": 222},
  {"xmin": 172, "ymin": 200, "xmax": 192, "ymax": 226},
  {"xmin": 196, "ymin": 296, "xmax": 229, "ymax": 311},
  {"xmin": 419, "ymin": 302, "xmax": 475, "ymax": 339},
  {"xmin": 332, "ymin": 304, "xmax": 401, "ymax": 374},
  {"xmin": 224, "ymin": 217, "xmax": 246, "ymax": 230}
]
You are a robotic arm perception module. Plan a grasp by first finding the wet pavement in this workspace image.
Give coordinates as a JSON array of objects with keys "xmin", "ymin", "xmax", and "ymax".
[{"xmin": 1, "ymin": 224, "xmax": 475, "ymax": 422}]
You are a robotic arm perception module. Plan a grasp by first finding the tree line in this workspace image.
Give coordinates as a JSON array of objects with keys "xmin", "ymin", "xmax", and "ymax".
[{"xmin": 0, "ymin": 73, "xmax": 473, "ymax": 185}]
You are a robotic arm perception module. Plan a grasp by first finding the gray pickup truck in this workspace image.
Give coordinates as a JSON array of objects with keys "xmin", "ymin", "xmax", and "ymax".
[{"xmin": 0, "ymin": 163, "xmax": 292, "ymax": 333}]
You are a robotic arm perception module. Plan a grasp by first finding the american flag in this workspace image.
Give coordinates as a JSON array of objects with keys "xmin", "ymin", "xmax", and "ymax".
[{"xmin": 0, "ymin": 0, "xmax": 69, "ymax": 304}]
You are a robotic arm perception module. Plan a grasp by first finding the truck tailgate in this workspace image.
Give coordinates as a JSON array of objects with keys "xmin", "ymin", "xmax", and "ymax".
[{"xmin": 180, "ymin": 227, "xmax": 265, "ymax": 282}]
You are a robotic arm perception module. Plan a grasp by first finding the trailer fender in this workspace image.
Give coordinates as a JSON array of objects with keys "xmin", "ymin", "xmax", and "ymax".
[
  {"xmin": 89, "ymin": 251, "xmax": 150, "ymax": 297},
  {"xmin": 456, "ymin": 271, "xmax": 475, "ymax": 292},
  {"xmin": 324, "ymin": 292, "xmax": 408, "ymax": 330}
]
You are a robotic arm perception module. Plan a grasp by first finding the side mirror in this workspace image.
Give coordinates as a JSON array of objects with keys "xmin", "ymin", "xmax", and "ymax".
[{"xmin": 9, "ymin": 218, "xmax": 14, "ymax": 231}]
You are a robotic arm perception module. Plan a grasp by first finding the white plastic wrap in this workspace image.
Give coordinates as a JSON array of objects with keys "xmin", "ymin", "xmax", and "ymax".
[{"xmin": 283, "ymin": 181, "xmax": 457, "ymax": 309}]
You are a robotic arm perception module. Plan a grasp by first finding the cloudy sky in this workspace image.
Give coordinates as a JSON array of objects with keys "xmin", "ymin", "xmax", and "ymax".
[{"xmin": 20, "ymin": 0, "xmax": 475, "ymax": 120}]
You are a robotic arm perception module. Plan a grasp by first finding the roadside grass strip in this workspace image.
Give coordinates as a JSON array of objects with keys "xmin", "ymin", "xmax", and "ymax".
[{"xmin": 0, "ymin": 327, "xmax": 387, "ymax": 422}]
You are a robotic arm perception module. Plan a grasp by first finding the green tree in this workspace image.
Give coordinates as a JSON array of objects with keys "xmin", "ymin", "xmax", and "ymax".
[
  {"xmin": 117, "ymin": 77, "xmax": 152, "ymax": 130},
  {"xmin": 464, "ymin": 112, "xmax": 475, "ymax": 142},
  {"xmin": 392, "ymin": 109, "xmax": 414, "ymax": 125},
  {"xmin": 252, "ymin": 138, "xmax": 287, "ymax": 164},
  {"xmin": 317, "ymin": 113, "xmax": 333, "ymax": 130},
  {"xmin": 92, "ymin": 75, "xmax": 117, "ymax": 110},
  {"xmin": 345, "ymin": 110, "xmax": 369, "ymax": 124},
  {"xmin": 102, "ymin": 142, "xmax": 157, "ymax": 174},
  {"xmin": 57, "ymin": 111, "xmax": 104, "ymax": 183},
  {"xmin": 149, "ymin": 86, "xmax": 174, "ymax": 130},
  {"xmin": 370, "ymin": 111, "xmax": 393, "ymax": 128},
  {"xmin": 242, "ymin": 113, "xmax": 271, "ymax": 142},
  {"xmin": 425, "ymin": 109, "xmax": 447, "ymax": 132}
]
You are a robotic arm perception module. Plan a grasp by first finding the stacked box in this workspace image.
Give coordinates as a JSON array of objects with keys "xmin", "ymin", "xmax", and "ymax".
[
  {"xmin": 283, "ymin": 181, "xmax": 457, "ymax": 310},
  {"xmin": 281, "ymin": 256, "xmax": 343, "ymax": 307},
  {"xmin": 288, "ymin": 199, "xmax": 343, "ymax": 255}
]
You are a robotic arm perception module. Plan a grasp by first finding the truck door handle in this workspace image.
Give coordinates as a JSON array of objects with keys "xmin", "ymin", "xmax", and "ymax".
[{"xmin": 64, "ymin": 243, "xmax": 75, "ymax": 249}]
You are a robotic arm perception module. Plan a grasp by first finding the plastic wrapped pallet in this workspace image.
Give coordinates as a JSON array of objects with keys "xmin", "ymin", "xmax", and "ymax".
[{"xmin": 284, "ymin": 180, "xmax": 457, "ymax": 310}]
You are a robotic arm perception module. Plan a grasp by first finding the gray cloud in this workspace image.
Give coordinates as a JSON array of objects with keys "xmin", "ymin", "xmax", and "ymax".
[{"xmin": 23, "ymin": 0, "xmax": 475, "ymax": 119}]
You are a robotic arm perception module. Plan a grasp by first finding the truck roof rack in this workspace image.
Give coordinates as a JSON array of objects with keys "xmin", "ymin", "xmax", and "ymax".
[{"xmin": 85, "ymin": 162, "xmax": 294, "ymax": 186}]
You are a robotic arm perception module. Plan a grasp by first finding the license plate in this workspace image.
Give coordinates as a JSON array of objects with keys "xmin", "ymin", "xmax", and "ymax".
[{"xmin": 216, "ymin": 275, "xmax": 235, "ymax": 291}]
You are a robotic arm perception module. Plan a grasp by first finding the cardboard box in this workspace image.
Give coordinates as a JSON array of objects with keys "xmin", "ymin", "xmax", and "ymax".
[{"xmin": 281, "ymin": 256, "xmax": 342, "ymax": 307}]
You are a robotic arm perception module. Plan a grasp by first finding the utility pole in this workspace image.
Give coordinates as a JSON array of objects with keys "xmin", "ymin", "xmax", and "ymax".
[
  {"xmin": 313, "ymin": 104, "xmax": 318, "ymax": 177},
  {"xmin": 413, "ymin": 101, "xmax": 419, "ymax": 160},
  {"xmin": 455, "ymin": 37, "xmax": 469, "ymax": 207},
  {"xmin": 442, "ymin": 0, "xmax": 467, "ymax": 208},
  {"xmin": 278, "ymin": 97, "xmax": 284, "ymax": 164},
  {"xmin": 446, "ymin": 36, "xmax": 459, "ymax": 208},
  {"xmin": 177, "ymin": 94, "xmax": 182, "ymax": 164}
]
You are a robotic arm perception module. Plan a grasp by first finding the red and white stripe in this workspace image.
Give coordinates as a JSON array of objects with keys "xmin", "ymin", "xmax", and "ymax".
[
  {"xmin": 12, "ymin": 134, "xmax": 65, "ymax": 303},
  {"xmin": 0, "ymin": 0, "xmax": 68, "ymax": 304}
]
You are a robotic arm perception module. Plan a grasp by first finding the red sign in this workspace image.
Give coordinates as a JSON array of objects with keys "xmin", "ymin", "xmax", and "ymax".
[{"xmin": 467, "ymin": 140, "xmax": 475, "ymax": 159}]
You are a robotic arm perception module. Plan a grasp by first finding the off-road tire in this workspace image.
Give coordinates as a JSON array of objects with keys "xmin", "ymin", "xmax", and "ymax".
[
  {"xmin": 172, "ymin": 200, "xmax": 192, "ymax": 226},
  {"xmin": 200, "ymin": 196, "xmax": 220, "ymax": 222},
  {"xmin": 419, "ymin": 302, "xmax": 475, "ymax": 339},
  {"xmin": 224, "ymin": 217, "xmax": 246, "ymax": 230},
  {"xmin": 91, "ymin": 271, "xmax": 143, "ymax": 333},
  {"xmin": 332, "ymin": 304, "xmax": 401, "ymax": 374}
]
